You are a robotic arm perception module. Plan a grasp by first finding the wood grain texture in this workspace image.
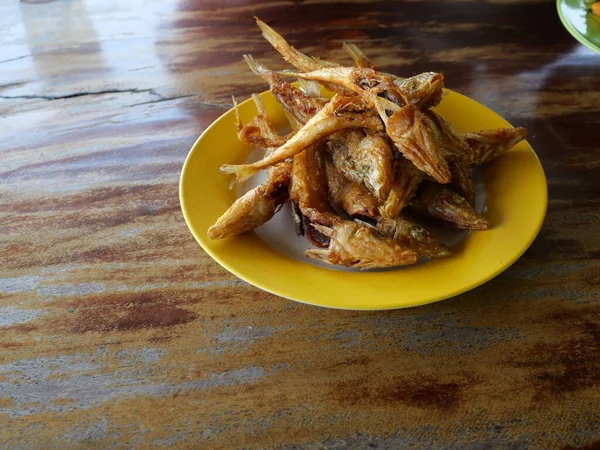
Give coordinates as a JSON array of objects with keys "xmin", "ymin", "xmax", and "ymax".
[{"xmin": 1, "ymin": 0, "xmax": 600, "ymax": 448}]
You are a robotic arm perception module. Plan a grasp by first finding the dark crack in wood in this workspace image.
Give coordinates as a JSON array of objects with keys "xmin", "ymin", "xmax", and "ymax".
[{"xmin": 0, "ymin": 88, "xmax": 164, "ymax": 101}]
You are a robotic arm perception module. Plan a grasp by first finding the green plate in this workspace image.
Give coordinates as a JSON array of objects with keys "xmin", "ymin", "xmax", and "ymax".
[{"xmin": 557, "ymin": 0, "xmax": 600, "ymax": 53}]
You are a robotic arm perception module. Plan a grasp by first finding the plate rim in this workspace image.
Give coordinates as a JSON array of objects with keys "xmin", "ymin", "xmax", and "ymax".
[
  {"xmin": 557, "ymin": 0, "xmax": 600, "ymax": 54},
  {"xmin": 180, "ymin": 89, "xmax": 548, "ymax": 310}
]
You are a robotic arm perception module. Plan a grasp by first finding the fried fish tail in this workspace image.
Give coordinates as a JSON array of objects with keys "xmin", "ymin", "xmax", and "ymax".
[
  {"xmin": 464, "ymin": 127, "xmax": 527, "ymax": 166},
  {"xmin": 220, "ymin": 164, "xmax": 261, "ymax": 183},
  {"xmin": 233, "ymin": 92, "xmax": 288, "ymax": 149},
  {"xmin": 410, "ymin": 182, "xmax": 490, "ymax": 230},
  {"xmin": 343, "ymin": 42, "xmax": 374, "ymax": 69},
  {"xmin": 255, "ymin": 17, "xmax": 340, "ymax": 72}
]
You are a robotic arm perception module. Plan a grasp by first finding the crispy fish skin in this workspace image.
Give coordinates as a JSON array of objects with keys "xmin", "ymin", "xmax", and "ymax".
[
  {"xmin": 375, "ymin": 216, "xmax": 450, "ymax": 259},
  {"xmin": 244, "ymin": 55, "xmax": 327, "ymax": 125},
  {"xmin": 381, "ymin": 156, "xmax": 425, "ymax": 218},
  {"xmin": 221, "ymin": 95, "xmax": 384, "ymax": 182},
  {"xmin": 325, "ymin": 158, "xmax": 379, "ymax": 219},
  {"xmin": 410, "ymin": 182, "xmax": 490, "ymax": 230},
  {"xmin": 303, "ymin": 208, "xmax": 419, "ymax": 269},
  {"xmin": 328, "ymin": 130, "xmax": 393, "ymax": 202},
  {"xmin": 291, "ymin": 144, "xmax": 330, "ymax": 211},
  {"xmin": 464, "ymin": 127, "xmax": 527, "ymax": 166},
  {"xmin": 449, "ymin": 160, "xmax": 475, "ymax": 206},
  {"xmin": 385, "ymin": 104, "xmax": 451, "ymax": 184},
  {"xmin": 329, "ymin": 130, "xmax": 364, "ymax": 185},
  {"xmin": 208, "ymin": 162, "xmax": 291, "ymax": 240},
  {"xmin": 290, "ymin": 143, "xmax": 332, "ymax": 246},
  {"xmin": 354, "ymin": 131, "xmax": 394, "ymax": 201}
]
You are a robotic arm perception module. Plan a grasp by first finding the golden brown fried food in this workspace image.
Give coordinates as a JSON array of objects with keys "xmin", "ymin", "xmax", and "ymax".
[
  {"xmin": 256, "ymin": 18, "xmax": 340, "ymax": 72},
  {"xmin": 328, "ymin": 129, "xmax": 393, "ymax": 202},
  {"xmin": 424, "ymin": 110, "xmax": 471, "ymax": 162},
  {"xmin": 233, "ymin": 94, "xmax": 288, "ymax": 148},
  {"xmin": 255, "ymin": 18, "xmax": 353, "ymax": 96},
  {"xmin": 373, "ymin": 216, "xmax": 450, "ymax": 259},
  {"xmin": 448, "ymin": 160, "xmax": 475, "ymax": 206},
  {"xmin": 385, "ymin": 104, "xmax": 451, "ymax": 184},
  {"xmin": 463, "ymin": 127, "xmax": 527, "ymax": 166},
  {"xmin": 289, "ymin": 68, "xmax": 444, "ymax": 111},
  {"xmin": 354, "ymin": 131, "xmax": 394, "ymax": 201},
  {"xmin": 244, "ymin": 55, "xmax": 327, "ymax": 125},
  {"xmin": 410, "ymin": 182, "xmax": 490, "ymax": 230},
  {"xmin": 381, "ymin": 156, "xmax": 425, "ymax": 218},
  {"xmin": 208, "ymin": 162, "xmax": 291, "ymax": 239},
  {"xmin": 326, "ymin": 158, "xmax": 379, "ymax": 219},
  {"xmin": 290, "ymin": 143, "xmax": 331, "ymax": 246},
  {"xmin": 257, "ymin": 18, "xmax": 446, "ymax": 110},
  {"xmin": 303, "ymin": 209, "xmax": 419, "ymax": 269},
  {"xmin": 221, "ymin": 95, "xmax": 384, "ymax": 182},
  {"xmin": 209, "ymin": 19, "xmax": 529, "ymax": 268},
  {"xmin": 209, "ymin": 94, "xmax": 293, "ymax": 240},
  {"xmin": 343, "ymin": 42, "xmax": 374, "ymax": 69}
]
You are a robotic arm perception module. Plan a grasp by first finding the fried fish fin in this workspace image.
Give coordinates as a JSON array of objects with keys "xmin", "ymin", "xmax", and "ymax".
[
  {"xmin": 221, "ymin": 95, "xmax": 384, "ymax": 183},
  {"xmin": 463, "ymin": 127, "xmax": 527, "ymax": 166},
  {"xmin": 381, "ymin": 156, "xmax": 425, "ymax": 218},
  {"xmin": 244, "ymin": 55, "xmax": 327, "ymax": 124},
  {"xmin": 374, "ymin": 216, "xmax": 450, "ymax": 259},
  {"xmin": 233, "ymin": 94, "xmax": 288, "ymax": 148},
  {"xmin": 303, "ymin": 208, "xmax": 419, "ymax": 269},
  {"xmin": 325, "ymin": 157, "xmax": 379, "ymax": 219},
  {"xmin": 255, "ymin": 17, "xmax": 341, "ymax": 71},
  {"xmin": 410, "ymin": 182, "xmax": 490, "ymax": 230},
  {"xmin": 255, "ymin": 18, "xmax": 353, "ymax": 95},
  {"xmin": 208, "ymin": 162, "xmax": 292, "ymax": 239},
  {"xmin": 424, "ymin": 110, "xmax": 471, "ymax": 162},
  {"xmin": 448, "ymin": 160, "xmax": 475, "ymax": 206},
  {"xmin": 385, "ymin": 104, "xmax": 451, "ymax": 184},
  {"xmin": 343, "ymin": 42, "xmax": 374, "ymax": 69}
]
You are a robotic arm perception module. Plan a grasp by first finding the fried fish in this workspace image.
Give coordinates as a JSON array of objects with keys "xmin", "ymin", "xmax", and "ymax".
[{"xmin": 303, "ymin": 208, "xmax": 419, "ymax": 269}]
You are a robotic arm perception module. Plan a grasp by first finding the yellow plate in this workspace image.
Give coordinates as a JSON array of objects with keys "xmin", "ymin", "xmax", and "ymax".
[{"xmin": 180, "ymin": 89, "xmax": 547, "ymax": 310}]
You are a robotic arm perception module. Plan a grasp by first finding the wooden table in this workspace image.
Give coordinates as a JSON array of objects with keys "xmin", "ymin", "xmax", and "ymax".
[{"xmin": 2, "ymin": 0, "xmax": 599, "ymax": 448}]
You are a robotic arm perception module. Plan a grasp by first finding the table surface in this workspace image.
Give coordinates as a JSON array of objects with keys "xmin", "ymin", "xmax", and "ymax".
[{"xmin": 1, "ymin": 0, "xmax": 599, "ymax": 448}]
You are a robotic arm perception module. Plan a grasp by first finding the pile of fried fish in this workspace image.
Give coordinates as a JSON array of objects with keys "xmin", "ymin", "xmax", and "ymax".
[{"xmin": 208, "ymin": 18, "xmax": 527, "ymax": 270}]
